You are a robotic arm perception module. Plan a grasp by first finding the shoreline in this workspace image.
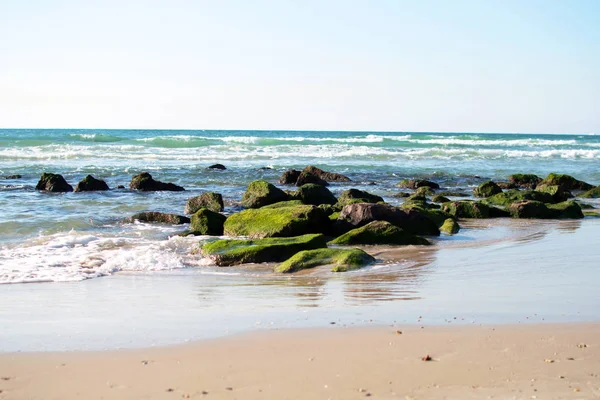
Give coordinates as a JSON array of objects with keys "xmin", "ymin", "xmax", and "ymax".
[{"xmin": 1, "ymin": 323, "xmax": 599, "ymax": 399}]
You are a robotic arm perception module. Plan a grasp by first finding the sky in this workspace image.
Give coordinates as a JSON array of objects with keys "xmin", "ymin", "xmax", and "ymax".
[{"xmin": 0, "ymin": 0, "xmax": 599, "ymax": 133}]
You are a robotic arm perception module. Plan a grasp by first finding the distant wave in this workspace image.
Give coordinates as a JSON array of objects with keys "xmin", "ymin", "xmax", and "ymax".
[{"xmin": 68, "ymin": 133, "xmax": 125, "ymax": 143}]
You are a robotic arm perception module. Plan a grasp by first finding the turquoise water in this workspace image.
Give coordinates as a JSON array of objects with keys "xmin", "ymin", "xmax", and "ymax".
[{"xmin": 0, "ymin": 129, "xmax": 599, "ymax": 283}]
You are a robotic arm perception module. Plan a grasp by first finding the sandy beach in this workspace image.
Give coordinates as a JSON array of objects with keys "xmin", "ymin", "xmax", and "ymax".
[{"xmin": 1, "ymin": 324, "xmax": 599, "ymax": 399}]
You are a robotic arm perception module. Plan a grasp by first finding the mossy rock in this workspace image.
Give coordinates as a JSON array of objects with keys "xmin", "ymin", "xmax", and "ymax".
[
  {"xmin": 127, "ymin": 212, "xmax": 190, "ymax": 225},
  {"xmin": 485, "ymin": 189, "xmax": 554, "ymax": 206},
  {"xmin": 200, "ymin": 234, "xmax": 327, "ymax": 266},
  {"xmin": 190, "ymin": 208, "xmax": 227, "ymax": 235},
  {"xmin": 579, "ymin": 186, "xmax": 600, "ymax": 199},
  {"xmin": 129, "ymin": 172, "xmax": 184, "ymax": 191},
  {"xmin": 508, "ymin": 174, "xmax": 542, "ymax": 189},
  {"xmin": 301, "ymin": 165, "xmax": 351, "ymax": 182},
  {"xmin": 262, "ymin": 200, "xmax": 305, "ymax": 209},
  {"xmin": 583, "ymin": 210, "xmax": 600, "ymax": 217},
  {"xmin": 292, "ymin": 184, "xmax": 337, "ymax": 206},
  {"xmin": 223, "ymin": 205, "xmax": 327, "ymax": 238},
  {"xmin": 534, "ymin": 184, "xmax": 572, "ymax": 203},
  {"xmin": 474, "ymin": 181, "xmax": 502, "ymax": 198},
  {"xmin": 539, "ymin": 173, "xmax": 593, "ymax": 191},
  {"xmin": 440, "ymin": 218, "xmax": 460, "ymax": 234},
  {"xmin": 329, "ymin": 211, "xmax": 340, "ymax": 221},
  {"xmin": 415, "ymin": 186, "xmax": 435, "ymax": 196},
  {"xmin": 275, "ymin": 248, "xmax": 375, "ymax": 273},
  {"xmin": 508, "ymin": 200, "xmax": 583, "ymax": 219},
  {"xmin": 547, "ymin": 201, "xmax": 584, "ymax": 219},
  {"xmin": 437, "ymin": 191, "xmax": 471, "ymax": 197},
  {"xmin": 396, "ymin": 179, "xmax": 440, "ymax": 189},
  {"xmin": 329, "ymin": 220, "xmax": 430, "ymax": 246},
  {"xmin": 35, "ymin": 173, "xmax": 73, "ymax": 192},
  {"xmin": 577, "ymin": 202, "xmax": 595, "ymax": 210},
  {"xmin": 337, "ymin": 189, "xmax": 383, "ymax": 206},
  {"xmin": 185, "ymin": 192, "xmax": 224, "ymax": 214},
  {"xmin": 431, "ymin": 194, "xmax": 450, "ymax": 203},
  {"xmin": 393, "ymin": 192, "xmax": 411, "ymax": 198},
  {"xmin": 405, "ymin": 193, "xmax": 427, "ymax": 202},
  {"xmin": 74, "ymin": 175, "xmax": 109, "ymax": 192},
  {"xmin": 241, "ymin": 180, "xmax": 288, "ymax": 208},
  {"xmin": 442, "ymin": 201, "xmax": 493, "ymax": 219}
]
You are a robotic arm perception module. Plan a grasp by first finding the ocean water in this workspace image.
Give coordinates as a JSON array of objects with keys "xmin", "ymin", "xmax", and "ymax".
[{"xmin": 0, "ymin": 129, "xmax": 599, "ymax": 284}]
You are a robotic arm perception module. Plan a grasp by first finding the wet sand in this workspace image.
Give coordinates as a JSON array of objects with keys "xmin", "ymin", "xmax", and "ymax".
[{"xmin": 1, "ymin": 324, "xmax": 599, "ymax": 399}]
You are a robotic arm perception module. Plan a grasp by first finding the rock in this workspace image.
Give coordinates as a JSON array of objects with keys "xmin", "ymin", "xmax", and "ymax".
[
  {"xmin": 129, "ymin": 172, "xmax": 184, "ymax": 191},
  {"xmin": 431, "ymin": 194, "xmax": 450, "ymax": 203},
  {"xmin": 539, "ymin": 173, "xmax": 593, "ymax": 191},
  {"xmin": 441, "ymin": 201, "xmax": 494, "ymax": 219},
  {"xmin": 508, "ymin": 174, "xmax": 542, "ymax": 189},
  {"xmin": 338, "ymin": 203, "xmax": 440, "ymax": 236},
  {"xmin": 279, "ymin": 169, "xmax": 301, "ymax": 184},
  {"xmin": 329, "ymin": 221, "xmax": 430, "ymax": 246},
  {"xmin": 200, "ymin": 234, "xmax": 328, "ymax": 266},
  {"xmin": 396, "ymin": 179, "xmax": 440, "ymax": 190},
  {"xmin": 241, "ymin": 180, "xmax": 288, "ymax": 208},
  {"xmin": 295, "ymin": 171, "xmax": 329, "ymax": 187},
  {"xmin": 415, "ymin": 186, "xmax": 435, "ymax": 196},
  {"xmin": 579, "ymin": 186, "xmax": 600, "ymax": 198},
  {"xmin": 393, "ymin": 192, "xmax": 411, "ymax": 198},
  {"xmin": 508, "ymin": 201, "xmax": 554, "ymax": 219},
  {"xmin": 275, "ymin": 248, "xmax": 375, "ymax": 273},
  {"xmin": 474, "ymin": 181, "xmax": 502, "ymax": 198},
  {"xmin": 1, "ymin": 174, "xmax": 21, "ymax": 179},
  {"xmin": 263, "ymin": 200, "xmax": 305, "ymax": 208},
  {"xmin": 74, "ymin": 175, "xmax": 109, "ymax": 192},
  {"xmin": 117, "ymin": 185, "xmax": 125, "ymax": 189},
  {"xmin": 485, "ymin": 189, "xmax": 554, "ymax": 206},
  {"xmin": 185, "ymin": 192, "xmax": 224, "ymax": 214},
  {"xmin": 337, "ymin": 189, "xmax": 384, "ymax": 206},
  {"xmin": 207, "ymin": 164, "xmax": 227, "ymax": 170},
  {"xmin": 292, "ymin": 184, "xmax": 337, "ymax": 206},
  {"xmin": 189, "ymin": 208, "xmax": 227, "ymax": 235},
  {"xmin": 223, "ymin": 204, "xmax": 328, "ymax": 238},
  {"xmin": 405, "ymin": 193, "xmax": 427, "ymax": 202},
  {"xmin": 440, "ymin": 218, "xmax": 460, "ymax": 234},
  {"xmin": 535, "ymin": 184, "xmax": 572, "ymax": 203},
  {"xmin": 301, "ymin": 166, "xmax": 351, "ymax": 182},
  {"xmin": 437, "ymin": 191, "xmax": 471, "ymax": 197},
  {"xmin": 497, "ymin": 182, "xmax": 516, "ymax": 190},
  {"xmin": 35, "ymin": 173, "xmax": 73, "ymax": 192},
  {"xmin": 127, "ymin": 212, "xmax": 190, "ymax": 224},
  {"xmin": 401, "ymin": 202, "xmax": 454, "ymax": 226},
  {"xmin": 547, "ymin": 201, "xmax": 584, "ymax": 219}
]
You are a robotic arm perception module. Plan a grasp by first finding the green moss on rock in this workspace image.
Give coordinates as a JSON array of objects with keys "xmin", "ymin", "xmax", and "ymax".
[
  {"xmin": 440, "ymin": 218, "xmax": 460, "ymax": 234},
  {"xmin": 275, "ymin": 248, "xmax": 375, "ymax": 273},
  {"xmin": 292, "ymin": 184, "xmax": 337, "ymax": 205},
  {"xmin": 262, "ymin": 200, "xmax": 305, "ymax": 209},
  {"xmin": 415, "ymin": 186, "xmax": 435, "ymax": 196},
  {"xmin": 474, "ymin": 181, "xmax": 502, "ymax": 198},
  {"xmin": 539, "ymin": 173, "xmax": 593, "ymax": 191},
  {"xmin": 579, "ymin": 186, "xmax": 600, "ymax": 199},
  {"xmin": 485, "ymin": 189, "xmax": 554, "ymax": 206},
  {"xmin": 431, "ymin": 195, "xmax": 450, "ymax": 203},
  {"xmin": 201, "ymin": 234, "xmax": 327, "ymax": 266},
  {"xmin": 36, "ymin": 173, "xmax": 74, "ymax": 192},
  {"xmin": 441, "ymin": 201, "xmax": 492, "ymax": 219},
  {"xmin": 508, "ymin": 174, "xmax": 542, "ymax": 189},
  {"xmin": 337, "ymin": 189, "xmax": 383, "ymax": 206},
  {"xmin": 223, "ymin": 205, "xmax": 327, "ymax": 238},
  {"xmin": 241, "ymin": 180, "xmax": 288, "ymax": 208},
  {"xmin": 534, "ymin": 184, "xmax": 572, "ymax": 203},
  {"xmin": 329, "ymin": 220, "xmax": 430, "ymax": 246},
  {"xmin": 74, "ymin": 175, "xmax": 109, "ymax": 192},
  {"xmin": 127, "ymin": 212, "xmax": 190, "ymax": 225},
  {"xmin": 190, "ymin": 208, "xmax": 227, "ymax": 235},
  {"xmin": 396, "ymin": 179, "xmax": 440, "ymax": 189},
  {"xmin": 185, "ymin": 192, "xmax": 224, "ymax": 214},
  {"xmin": 547, "ymin": 201, "xmax": 584, "ymax": 219}
]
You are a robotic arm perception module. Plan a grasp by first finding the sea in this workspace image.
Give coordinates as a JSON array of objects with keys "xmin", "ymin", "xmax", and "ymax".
[{"xmin": 1, "ymin": 129, "xmax": 599, "ymax": 351}]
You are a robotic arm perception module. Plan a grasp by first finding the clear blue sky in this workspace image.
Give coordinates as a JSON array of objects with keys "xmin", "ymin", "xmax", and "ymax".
[{"xmin": 0, "ymin": 0, "xmax": 598, "ymax": 133}]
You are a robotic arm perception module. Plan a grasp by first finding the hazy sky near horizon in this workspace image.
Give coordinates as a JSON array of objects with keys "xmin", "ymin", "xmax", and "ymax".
[{"xmin": 0, "ymin": 0, "xmax": 599, "ymax": 133}]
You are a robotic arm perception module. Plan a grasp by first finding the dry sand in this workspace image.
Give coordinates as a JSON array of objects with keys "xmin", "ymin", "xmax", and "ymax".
[{"xmin": 1, "ymin": 324, "xmax": 599, "ymax": 400}]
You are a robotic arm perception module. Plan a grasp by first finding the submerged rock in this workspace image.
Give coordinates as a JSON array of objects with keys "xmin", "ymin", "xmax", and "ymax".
[
  {"xmin": 275, "ymin": 248, "xmax": 375, "ymax": 273},
  {"xmin": 241, "ymin": 180, "xmax": 288, "ymax": 208},
  {"xmin": 185, "ymin": 192, "xmax": 224, "ymax": 214},
  {"xmin": 223, "ymin": 204, "xmax": 328, "ymax": 238},
  {"xmin": 35, "ymin": 173, "xmax": 73, "ymax": 192},
  {"xmin": 292, "ymin": 184, "xmax": 337, "ymax": 206},
  {"xmin": 74, "ymin": 175, "xmax": 109, "ymax": 192},
  {"xmin": 440, "ymin": 218, "xmax": 460, "ymax": 234},
  {"xmin": 190, "ymin": 208, "xmax": 227, "ymax": 235},
  {"xmin": 129, "ymin": 172, "xmax": 184, "ymax": 191},
  {"xmin": 508, "ymin": 174, "xmax": 542, "ymax": 189},
  {"xmin": 200, "ymin": 234, "xmax": 328, "ymax": 266},
  {"xmin": 396, "ymin": 179, "xmax": 440, "ymax": 190},
  {"xmin": 1, "ymin": 174, "xmax": 22, "ymax": 179},
  {"xmin": 329, "ymin": 220, "xmax": 430, "ymax": 246},
  {"xmin": 539, "ymin": 173, "xmax": 593, "ymax": 192},
  {"xmin": 474, "ymin": 181, "xmax": 502, "ymax": 198},
  {"xmin": 579, "ymin": 186, "xmax": 600, "ymax": 199},
  {"xmin": 127, "ymin": 212, "xmax": 190, "ymax": 224},
  {"xmin": 207, "ymin": 164, "xmax": 227, "ymax": 170}
]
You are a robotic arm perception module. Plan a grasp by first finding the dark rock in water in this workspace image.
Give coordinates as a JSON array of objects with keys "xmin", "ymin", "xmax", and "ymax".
[
  {"xmin": 1, "ymin": 174, "xmax": 22, "ymax": 179},
  {"xmin": 535, "ymin": 184, "xmax": 572, "ymax": 203},
  {"xmin": 117, "ymin": 185, "xmax": 125, "ymax": 189},
  {"xmin": 223, "ymin": 204, "xmax": 328, "ymax": 238},
  {"xmin": 396, "ymin": 179, "xmax": 440, "ymax": 190},
  {"xmin": 440, "ymin": 218, "xmax": 460, "ymax": 234},
  {"xmin": 275, "ymin": 248, "xmax": 375, "ymax": 273},
  {"xmin": 338, "ymin": 203, "xmax": 440, "ymax": 236},
  {"xmin": 393, "ymin": 192, "xmax": 411, "ymax": 198},
  {"xmin": 579, "ymin": 186, "xmax": 600, "ymax": 199},
  {"xmin": 337, "ymin": 189, "xmax": 384, "ymax": 207},
  {"xmin": 485, "ymin": 189, "xmax": 554, "ymax": 206},
  {"xmin": 508, "ymin": 200, "xmax": 583, "ymax": 219},
  {"xmin": 508, "ymin": 174, "xmax": 542, "ymax": 189},
  {"xmin": 431, "ymin": 194, "xmax": 450, "ymax": 203},
  {"xmin": 241, "ymin": 180, "xmax": 288, "ymax": 208},
  {"xmin": 279, "ymin": 169, "xmax": 301, "ymax": 185},
  {"xmin": 74, "ymin": 175, "xmax": 109, "ymax": 192},
  {"xmin": 329, "ymin": 220, "xmax": 430, "ymax": 246},
  {"xmin": 129, "ymin": 172, "xmax": 185, "ymax": 191},
  {"xmin": 442, "ymin": 201, "xmax": 501, "ymax": 219},
  {"xmin": 437, "ymin": 191, "xmax": 471, "ymax": 197},
  {"xmin": 35, "ymin": 173, "xmax": 73, "ymax": 192},
  {"xmin": 415, "ymin": 186, "xmax": 435, "ymax": 196},
  {"xmin": 295, "ymin": 171, "xmax": 329, "ymax": 187},
  {"xmin": 301, "ymin": 166, "xmax": 351, "ymax": 183},
  {"xmin": 207, "ymin": 164, "xmax": 227, "ymax": 170},
  {"xmin": 474, "ymin": 181, "xmax": 502, "ymax": 198},
  {"xmin": 127, "ymin": 212, "xmax": 190, "ymax": 224},
  {"xmin": 190, "ymin": 208, "xmax": 227, "ymax": 235},
  {"xmin": 258, "ymin": 166, "xmax": 273, "ymax": 170},
  {"xmin": 548, "ymin": 201, "xmax": 584, "ymax": 219},
  {"xmin": 292, "ymin": 184, "xmax": 337, "ymax": 206},
  {"xmin": 200, "ymin": 234, "xmax": 328, "ymax": 266},
  {"xmin": 539, "ymin": 173, "xmax": 593, "ymax": 191},
  {"xmin": 185, "ymin": 192, "xmax": 224, "ymax": 214}
]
